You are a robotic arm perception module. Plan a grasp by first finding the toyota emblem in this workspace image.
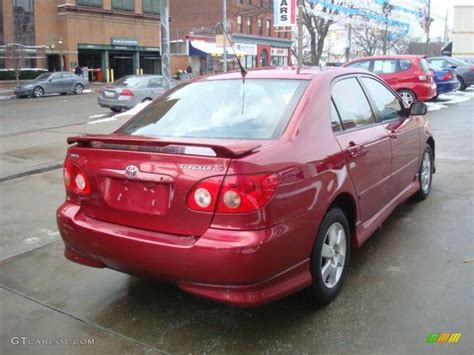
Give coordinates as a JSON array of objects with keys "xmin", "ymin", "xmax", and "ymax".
[{"xmin": 125, "ymin": 165, "xmax": 139, "ymax": 178}]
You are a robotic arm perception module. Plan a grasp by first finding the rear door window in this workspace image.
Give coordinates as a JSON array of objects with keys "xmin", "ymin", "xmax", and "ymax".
[
  {"xmin": 399, "ymin": 59, "xmax": 412, "ymax": 71},
  {"xmin": 148, "ymin": 78, "xmax": 163, "ymax": 88},
  {"xmin": 361, "ymin": 77, "xmax": 403, "ymax": 121},
  {"xmin": 347, "ymin": 60, "xmax": 371, "ymax": 71},
  {"xmin": 373, "ymin": 60, "xmax": 398, "ymax": 74},
  {"xmin": 119, "ymin": 79, "xmax": 308, "ymax": 140},
  {"xmin": 332, "ymin": 78, "xmax": 375, "ymax": 130}
]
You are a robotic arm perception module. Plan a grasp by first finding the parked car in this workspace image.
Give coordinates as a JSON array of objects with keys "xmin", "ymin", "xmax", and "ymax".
[
  {"xmin": 427, "ymin": 56, "xmax": 474, "ymax": 91},
  {"xmin": 429, "ymin": 66, "xmax": 459, "ymax": 98},
  {"xmin": 15, "ymin": 72, "xmax": 88, "ymax": 98},
  {"xmin": 344, "ymin": 55, "xmax": 437, "ymax": 105},
  {"xmin": 57, "ymin": 68, "xmax": 434, "ymax": 307},
  {"xmin": 98, "ymin": 75, "xmax": 173, "ymax": 112}
]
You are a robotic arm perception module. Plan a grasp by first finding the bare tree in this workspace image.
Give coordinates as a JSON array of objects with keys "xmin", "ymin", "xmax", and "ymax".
[
  {"xmin": 351, "ymin": 25, "xmax": 383, "ymax": 57},
  {"xmin": 303, "ymin": 1, "xmax": 342, "ymax": 66},
  {"xmin": 7, "ymin": 5, "xmax": 35, "ymax": 86}
]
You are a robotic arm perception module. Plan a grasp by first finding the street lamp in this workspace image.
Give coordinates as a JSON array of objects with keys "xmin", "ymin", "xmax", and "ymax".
[
  {"xmin": 58, "ymin": 38, "xmax": 64, "ymax": 71},
  {"xmin": 382, "ymin": 1, "xmax": 393, "ymax": 55}
]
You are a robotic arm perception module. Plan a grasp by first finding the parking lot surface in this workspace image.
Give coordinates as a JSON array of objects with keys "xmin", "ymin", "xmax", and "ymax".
[{"xmin": 0, "ymin": 93, "xmax": 473, "ymax": 354}]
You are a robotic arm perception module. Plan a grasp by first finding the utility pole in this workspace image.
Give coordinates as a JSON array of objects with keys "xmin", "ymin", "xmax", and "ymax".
[
  {"xmin": 161, "ymin": 0, "xmax": 171, "ymax": 90},
  {"xmin": 382, "ymin": 1, "xmax": 392, "ymax": 55},
  {"xmin": 297, "ymin": 0, "xmax": 303, "ymax": 72},
  {"xmin": 443, "ymin": 8, "xmax": 449, "ymax": 45},
  {"xmin": 223, "ymin": 0, "xmax": 227, "ymax": 72},
  {"xmin": 425, "ymin": 0, "xmax": 431, "ymax": 55},
  {"xmin": 345, "ymin": 24, "xmax": 352, "ymax": 63}
]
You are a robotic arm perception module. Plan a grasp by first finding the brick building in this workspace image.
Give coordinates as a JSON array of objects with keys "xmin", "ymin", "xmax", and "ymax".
[
  {"xmin": 169, "ymin": 0, "xmax": 292, "ymax": 75},
  {"xmin": 1, "ymin": 0, "xmax": 162, "ymax": 81}
]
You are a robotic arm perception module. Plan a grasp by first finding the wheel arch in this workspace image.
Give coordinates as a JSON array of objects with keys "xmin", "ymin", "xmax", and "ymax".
[
  {"xmin": 327, "ymin": 192, "xmax": 358, "ymax": 248},
  {"xmin": 427, "ymin": 136, "xmax": 435, "ymax": 172}
]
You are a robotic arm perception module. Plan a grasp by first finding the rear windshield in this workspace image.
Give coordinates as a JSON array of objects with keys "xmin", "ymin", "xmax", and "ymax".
[
  {"xmin": 113, "ymin": 76, "xmax": 144, "ymax": 87},
  {"xmin": 419, "ymin": 58, "xmax": 431, "ymax": 73},
  {"xmin": 118, "ymin": 79, "xmax": 308, "ymax": 140}
]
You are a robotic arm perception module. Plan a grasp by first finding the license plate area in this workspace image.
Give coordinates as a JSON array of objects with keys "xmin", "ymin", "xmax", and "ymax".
[
  {"xmin": 101, "ymin": 177, "xmax": 170, "ymax": 215},
  {"xmin": 104, "ymin": 91, "xmax": 115, "ymax": 98}
]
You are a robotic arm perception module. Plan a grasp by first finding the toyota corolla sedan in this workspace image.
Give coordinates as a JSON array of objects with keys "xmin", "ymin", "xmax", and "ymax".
[{"xmin": 57, "ymin": 68, "xmax": 435, "ymax": 307}]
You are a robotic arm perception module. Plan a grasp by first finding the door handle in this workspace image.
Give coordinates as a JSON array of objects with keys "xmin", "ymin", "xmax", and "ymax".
[
  {"xmin": 388, "ymin": 131, "xmax": 398, "ymax": 139},
  {"xmin": 345, "ymin": 142, "xmax": 362, "ymax": 158}
]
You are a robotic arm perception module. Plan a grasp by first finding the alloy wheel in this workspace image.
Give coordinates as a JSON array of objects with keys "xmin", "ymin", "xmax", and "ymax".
[
  {"xmin": 420, "ymin": 150, "xmax": 432, "ymax": 194},
  {"xmin": 399, "ymin": 91, "xmax": 414, "ymax": 106},
  {"xmin": 33, "ymin": 87, "xmax": 44, "ymax": 98},
  {"xmin": 74, "ymin": 84, "xmax": 84, "ymax": 94},
  {"xmin": 320, "ymin": 222, "xmax": 347, "ymax": 289}
]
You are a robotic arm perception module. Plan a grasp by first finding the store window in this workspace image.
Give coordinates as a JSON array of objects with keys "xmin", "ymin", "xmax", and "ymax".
[
  {"xmin": 77, "ymin": 0, "xmax": 103, "ymax": 7},
  {"xmin": 244, "ymin": 55, "xmax": 257, "ymax": 69},
  {"xmin": 143, "ymin": 0, "xmax": 161, "ymax": 14},
  {"xmin": 266, "ymin": 19, "xmax": 271, "ymax": 36},
  {"xmin": 237, "ymin": 16, "xmax": 243, "ymax": 33},
  {"xmin": 258, "ymin": 18, "xmax": 263, "ymax": 36},
  {"xmin": 247, "ymin": 17, "xmax": 252, "ymax": 34},
  {"xmin": 112, "ymin": 0, "xmax": 134, "ymax": 11}
]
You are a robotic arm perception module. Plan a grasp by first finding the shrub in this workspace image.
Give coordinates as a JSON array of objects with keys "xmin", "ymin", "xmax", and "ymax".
[{"xmin": 0, "ymin": 69, "xmax": 48, "ymax": 81}]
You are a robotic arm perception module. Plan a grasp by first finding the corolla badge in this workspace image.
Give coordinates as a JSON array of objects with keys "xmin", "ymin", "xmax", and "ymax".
[{"xmin": 125, "ymin": 165, "xmax": 139, "ymax": 178}]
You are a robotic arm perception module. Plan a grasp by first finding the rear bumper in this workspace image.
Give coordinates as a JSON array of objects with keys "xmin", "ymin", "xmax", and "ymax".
[
  {"xmin": 414, "ymin": 82, "xmax": 437, "ymax": 102},
  {"xmin": 97, "ymin": 96, "xmax": 136, "ymax": 110},
  {"xmin": 57, "ymin": 202, "xmax": 317, "ymax": 307},
  {"xmin": 435, "ymin": 80, "xmax": 459, "ymax": 95}
]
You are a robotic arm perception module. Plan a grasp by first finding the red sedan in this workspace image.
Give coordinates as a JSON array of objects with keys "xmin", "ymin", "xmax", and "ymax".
[
  {"xmin": 344, "ymin": 55, "xmax": 437, "ymax": 105},
  {"xmin": 57, "ymin": 68, "xmax": 435, "ymax": 307}
]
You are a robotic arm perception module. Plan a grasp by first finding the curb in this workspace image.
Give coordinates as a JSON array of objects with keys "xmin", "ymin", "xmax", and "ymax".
[{"xmin": 0, "ymin": 162, "xmax": 63, "ymax": 183}]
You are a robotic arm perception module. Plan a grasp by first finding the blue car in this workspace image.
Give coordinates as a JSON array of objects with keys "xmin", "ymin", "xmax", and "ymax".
[{"xmin": 430, "ymin": 66, "xmax": 459, "ymax": 99}]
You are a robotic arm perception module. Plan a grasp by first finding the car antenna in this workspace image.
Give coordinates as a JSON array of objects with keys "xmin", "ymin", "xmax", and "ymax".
[{"xmin": 219, "ymin": 22, "xmax": 247, "ymax": 82}]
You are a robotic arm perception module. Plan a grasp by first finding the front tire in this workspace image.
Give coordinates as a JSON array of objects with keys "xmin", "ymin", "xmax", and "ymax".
[
  {"xmin": 307, "ymin": 208, "xmax": 351, "ymax": 305},
  {"xmin": 413, "ymin": 145, "xmax": 433, "ymax": 200},
  {"xmin": 32, "ymin": 86, "xmax": 44, "ymax": 98}
]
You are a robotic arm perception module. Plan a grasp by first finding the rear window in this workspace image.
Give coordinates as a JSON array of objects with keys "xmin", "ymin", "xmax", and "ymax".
[
  {"xmin": 419, "ymin": 58, "xmax": 431, "ymax": 73},
  {"xmin": 373, "ymin": 60, "xmax": 398, "ymax": 74},
  {"xmin": 346, "ymin": 60, "xmax": 371, "ymax": 70},
  {"xmin": 113, "ymin": 76, "xmax": 144, "ymax": 87},
  {"xmin": 119, "ymin": 79, "xmax": 308, "ymax": 140}
]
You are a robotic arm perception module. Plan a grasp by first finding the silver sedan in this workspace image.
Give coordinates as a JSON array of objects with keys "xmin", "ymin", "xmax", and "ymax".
[
  {"xmin": 98, "ymin": 75, "xmax": 175, "ymax": 113},
  {"xmin": 15, "ymin": 72, "xmax": 89, "ymax": 98}
]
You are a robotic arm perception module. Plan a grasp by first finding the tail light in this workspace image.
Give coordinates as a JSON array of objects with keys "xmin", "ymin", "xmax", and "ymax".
[
  {"xmin": 120, "ymin": 89, "xmax": 134, "ymax": 96},
  {"xmin": 64, "ymin": 159, "xmax": 91, "ymax": 195},
  {"xmin": 418, "ymin": 75, "xmax": 427, "ymax": 81},
  {"xmin": 470, "ymin": 67, "xmax": 474, "ymax": 72},
  {"xmin": 441, "ymin": 72, "xmax": 452, "ymax": 81},
  {"xmin": 187, "ymin": 174, "xmax": 279, "ymax": 213}
]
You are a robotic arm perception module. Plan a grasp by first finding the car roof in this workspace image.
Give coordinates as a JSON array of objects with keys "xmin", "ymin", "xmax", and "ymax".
[
  {"xmin": 348, "ymin": 55, "xmax": 424, "ymax": 62},
  {"xmin": 194, "ymin": 67, "xmax": 366, "ymax": 82}
]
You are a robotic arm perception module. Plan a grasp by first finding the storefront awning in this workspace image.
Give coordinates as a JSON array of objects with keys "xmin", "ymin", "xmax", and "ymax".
[{"xmin": 189, "ymin": 41, "xmax": 245, "ymax": 57}]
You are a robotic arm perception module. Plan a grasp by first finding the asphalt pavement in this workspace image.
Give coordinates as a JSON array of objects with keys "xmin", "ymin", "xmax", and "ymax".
[{"xmin": 0, "ymin": 92, "xmax": 473, "ymax": 354}]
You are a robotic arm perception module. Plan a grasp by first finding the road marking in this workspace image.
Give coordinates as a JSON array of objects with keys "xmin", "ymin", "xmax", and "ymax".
[
  {"xmin": 88, "ymin": 116, "xmax": 117, "ymax": 124},
  {"xmin": 88, "ymin": 113, "xmax": 108, "ymax": 119}
]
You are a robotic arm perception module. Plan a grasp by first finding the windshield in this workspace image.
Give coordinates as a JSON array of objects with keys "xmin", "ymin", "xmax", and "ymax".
[
  {"xmin": 118, "ymin": 79, "xmax": 308, "ymax": 140},
  {"xmin": 113, "ymin": 76, "xmax": 144, "ymax": 87},
  {"xmin": 448, "ymin": 57, "xmax": 469, "ymax": 66},
  {"xmin": 35, "ymin": 73, "xmax": 51, "ymax": 81}
]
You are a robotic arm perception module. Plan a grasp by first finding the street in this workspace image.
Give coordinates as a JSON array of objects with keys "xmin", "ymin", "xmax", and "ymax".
[{"xmin": 0, "ymin": 92, "xmax": 473, "ymax": 354}]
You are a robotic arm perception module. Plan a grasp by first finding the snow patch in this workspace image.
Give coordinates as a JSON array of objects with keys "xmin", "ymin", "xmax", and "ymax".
[
  {"xmin": 113, "ymin": 100, "xmax": 152, "ymax": 119},
  {"xmin": 88, "ymin": 116, "xmax": 118, "ymax": 124},
  {"xmin": 89, "ymin": 113, "xmax": 109, "ymax": 119}
]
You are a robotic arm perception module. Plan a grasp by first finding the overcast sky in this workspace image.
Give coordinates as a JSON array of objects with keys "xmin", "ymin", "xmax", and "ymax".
[{"xmin": 430, "ymin": 0, "xmax": 472, "ymax": 40}]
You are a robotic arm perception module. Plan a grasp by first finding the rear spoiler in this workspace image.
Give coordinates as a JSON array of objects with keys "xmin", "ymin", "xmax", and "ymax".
[{"xmin": 67, "ymin": 135, "xmax": 261, "ymax": 158}]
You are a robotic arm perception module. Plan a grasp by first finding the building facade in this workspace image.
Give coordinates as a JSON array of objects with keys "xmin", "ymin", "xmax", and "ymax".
[
  {"xmin": 170, "ymin": 0, "xmax": 292, "ymax": 75},
  {"xmin": 1, "ymin": 0, "xmax": 162, "ymax": 81},
  {"xmin": 452, "ymin": 5, "xmax": 474, "ymax": 58}
]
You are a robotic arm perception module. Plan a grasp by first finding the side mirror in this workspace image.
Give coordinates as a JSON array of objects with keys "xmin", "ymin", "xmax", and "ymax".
[
  {"xmin": 409, "ymin": 102, "xmax": 427, "ymax": 116},
  {"xmin": 450, "ymin": 65, "xmax": 457, "ymax": 70}
]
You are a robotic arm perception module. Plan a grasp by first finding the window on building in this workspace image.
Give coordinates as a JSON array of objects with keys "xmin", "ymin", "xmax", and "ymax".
[
  {"xmin": 266, "ymin": 19, "xmax": 271, "ymax": 36},
  {"xmin": 332, "ymin": 78, "xmax": 375, "ymax": 130},
  {"xmin": 143, "ymin": 0, "xmax": 161, "ymax": 14},
  {"xmin": 237, "ymin": 16, "xmax": 243, "ymax": 33},
  {"xmin": 247, "ymin": 17, "xmax": 252, "ymax": 34},
  {"xmin": 77, "ymin": 0, "xmax": 103, "ymax": 7},
  {"xmin": 13, "ymin": 0, "xmax": 35, "ymax": 45},
  {"xmin": 112, "ymin": 0, "xmax": 134, "ymax": 11},
  {"xmin": 258, "ymin": 18, "xmax": 263, "ymax": 36}
]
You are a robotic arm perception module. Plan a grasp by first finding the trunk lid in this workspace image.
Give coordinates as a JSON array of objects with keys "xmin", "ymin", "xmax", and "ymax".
[{"xmin": 66, "ymin": 134, "xmax": 262, "ymax": 236}]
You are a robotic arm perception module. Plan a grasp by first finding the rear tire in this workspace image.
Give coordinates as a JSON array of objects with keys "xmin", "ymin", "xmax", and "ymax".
[
  {"xmin": 142, "ymin": 97, "xmax": 153, "ymax": 103},
  {"xmin": 306, "ymin": 208, "xmax": 351, "ymax": 305},
  {"xmin": 413, "ymin": 145, "xmax": 433, "ymax": 200},
  {"xmin": 110, "ymin": 107, "xmax": 122, "ymax": 113},
  {"xmin": 398, "ymin": 89, "xmax": 418, "ymax": 106},
  {"xmin": 456, "ymin": 76, "xmax": 467, "ymax": 91},
  {"xmin": 74, "ymin": 84, "xmax": 84, "ymax": 95}
]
